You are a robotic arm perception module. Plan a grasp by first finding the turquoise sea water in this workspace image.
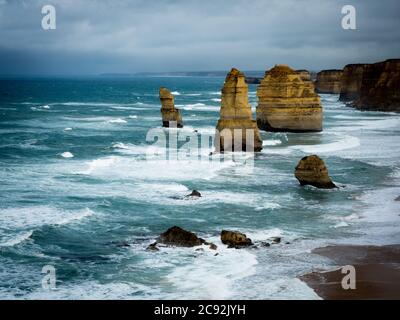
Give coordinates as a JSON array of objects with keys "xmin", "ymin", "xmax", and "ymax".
[{"xmin": 0, "ymin": 76, "xmax": 399, "ymax": 299}]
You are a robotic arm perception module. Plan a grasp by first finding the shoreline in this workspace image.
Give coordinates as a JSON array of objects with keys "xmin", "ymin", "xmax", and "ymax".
[{"xmin": 299, "ymin": 245, "xmax": 400, "ymax": 300}]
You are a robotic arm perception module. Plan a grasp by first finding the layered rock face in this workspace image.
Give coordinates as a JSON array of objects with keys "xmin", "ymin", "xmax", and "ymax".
[
  {"xmin": 353, "ymin": 59, "xmax": 400, "ymax": 112},
  {"xmin": 339, "ymin": 64, "xmax": 368, "ymax": 102},
  {"xmin": 295, "ymin": 155, "xmax": 336, "ymax": 189},
  {"xmin": 256, "ymin": 65, "xmax": 323, "ymax": 132},
  {"xmin": 215, "ymin": 68, "xmax": 263, "ymax": 152},
  {"xmin": 315, "ymin": 70, "xmax": 343, "ymax": 94},
  {"xmin": 159, "ymin": 87, "xmax": 183, "ymax": 128},
  {"xmin": 296, "ymin": 70, "xmax": 312, "ymax": 82}
]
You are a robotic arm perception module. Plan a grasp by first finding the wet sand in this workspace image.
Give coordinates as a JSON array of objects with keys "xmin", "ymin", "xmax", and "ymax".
[{"xmin": 300, "ymin": 245, "xmax": 400, "ymax": 300}]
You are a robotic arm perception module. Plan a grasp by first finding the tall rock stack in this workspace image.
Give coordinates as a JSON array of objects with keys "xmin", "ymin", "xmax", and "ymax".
[
  {"xmin": 339, "ymin": 64, "xmax": 368, "ymax": 102},
  {"xmin": 315, "ymin": 70, "xmax": 343, "ymax": 94},
  {"xmin": 354, "ymin": 59, "xmax": 400, "ymax": 112},
  {"xmin": 159, "ymin": 87, "xmax": 183, "ymax": 128},
  {"xmin": 215, "ymin": 68, "xmax": 263, "ymax": 152},
  {"xmin": 256, "ymin": 65, "xmax": 323, "ymax": 132}
]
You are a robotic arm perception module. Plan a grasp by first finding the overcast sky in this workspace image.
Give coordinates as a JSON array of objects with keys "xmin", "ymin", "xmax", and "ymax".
[{"xmin": 0, "ymin": 0, "xmax": 399, "ymax": 75}]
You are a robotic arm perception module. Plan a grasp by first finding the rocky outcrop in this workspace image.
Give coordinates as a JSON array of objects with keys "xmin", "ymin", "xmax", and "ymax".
[
  {"xmin": 185, "ymin": 190, "xmax": 202, "ymax": 198},
  {"xmin": 315, "ymin": 70, "xmax": 343, "ymax": 94},
  {"xmin": 221, "ymin": 230, "xmax": 253, "ymax": 248},
  {"xmin": 353, "ymin": 59, "xmax": 400, "ymax": 112},
  {"xmin": 215, "ymin": 68, "xmax": 263, "ymax": 152},
  {"xmin": 159, "ymin": 87, "xmax": 183, "ymax": 128},
  {"xmin": 157, "ymin": 226, "xmax": 205, "ymax": 247},
  {"xmin": 295, "ymin": 155, "xmax": 337, "ymax": 189},
  {"xmin": 256, "ymin": 65, "xmax": 323, "ymax": 132},
  {"xmin": 339, "ymin": 64, "xmax": 368, "ymax": 102}
]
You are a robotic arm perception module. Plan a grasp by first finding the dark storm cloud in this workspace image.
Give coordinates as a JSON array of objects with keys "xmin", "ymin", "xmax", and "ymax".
[{"xmin": 0, "ymin": 0, "xmax": 399, "ymax": 75}]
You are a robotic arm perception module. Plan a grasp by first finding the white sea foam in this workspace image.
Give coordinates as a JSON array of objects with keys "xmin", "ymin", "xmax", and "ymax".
[
  {"xmin": 211, "ymin": 98, "xmax": 221, "ymax": 102},
  {"xmin": 165, "ymin": 244, "xmax": 258, "ymax": 299},
  {"xmin": 63, "ymin": 127, "xmax": 73, "ymax": 131},
  {"xmin": 291, "ymin": 135, "xmax": 360, "ymax": 154},
  {"xmin": 107, "ymin": 118, "xmax": 127, "ymax": 124},
  {"xmin": 41, "ymin": 105, "xmax": 50, "ymax": 109},
  {"xmin": 0, "ymin": 231, "xmax": 33, "ymax": 247},
  {"xmin": 0, "ymin": 206, "xmax": 94, "ymax": 246},
  {"xmin": 128, "ymin": 115, "xmax": 138, "ymax": 119},
  {"xmin": 171, "ymin": 91, "xmax": 181, "ymax": 96},
  {"xmin": 262, "ymin": 139, "xmax": 282, "ymax": 146},
  {"xmin": 61, "ymin": 152, "xmax": 74, "ymax": 158}
]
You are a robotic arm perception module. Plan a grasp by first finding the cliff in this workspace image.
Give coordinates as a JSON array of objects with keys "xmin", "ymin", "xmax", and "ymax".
[
  {"xmin": 215, "ymin": 68, "xmax": 263, "ymax": 152},
  {"xmin": 339, "ymin": 64, "xmax": 368, "ymax": 102},
  {"xmin": 315, "ymin": 70, "xmax": 343, "ymax": 94},
  {"xmin": 159, "ymin": 87, "xmax": 183, "ymax": 128},
  {"xmin": 256, "ymin": 65, "xmax": 323, "ymax": 132},
  {"xmin": 353, "ymin": 59, "xmax": 400, "ymax": 112}
]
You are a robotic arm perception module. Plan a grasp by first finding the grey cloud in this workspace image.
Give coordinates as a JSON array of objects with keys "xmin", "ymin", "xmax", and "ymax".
[{"xmin": 0, "ymin": 0, "xmax": 399, "ymax": 75}]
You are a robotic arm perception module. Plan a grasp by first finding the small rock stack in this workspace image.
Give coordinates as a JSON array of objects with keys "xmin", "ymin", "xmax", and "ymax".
[
  {"xmin": 159, "ymin": 87, "xmax": 183, "ymax": 128},
  {"xmin": 315, "ymin": 69, "xmax": 343, "ymax": 94},
  {"xmin": 215, "ymin": 68, "xmax": 263, "ymax": 152}
]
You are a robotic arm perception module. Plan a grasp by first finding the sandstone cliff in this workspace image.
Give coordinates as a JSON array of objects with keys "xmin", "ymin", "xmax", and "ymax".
[
  {"xmin": 215, "ymin": 68, "xmax": 263, "ymax": 152},
  {"xmin": 353, "ymin": 59, "xmax": 400, "ymax": 112},
  {"xmin": 159, "ymin": 87, "xmax": 183, "ymax": 128},
  {"xmin": 256, "ymin": 65, "xmax": 323, "ymax": 132},
  {"xmin": 315, "ymin": 70, "xmax": 343, "ymax": 94},
  {"xmin": 339, "ymin": 64, "xmax": 368, "ymax": 102}
]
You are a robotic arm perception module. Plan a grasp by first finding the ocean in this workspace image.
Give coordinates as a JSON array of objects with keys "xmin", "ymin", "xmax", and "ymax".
[{"xmin": 0, "ymin": 76, "xmax": 399, "ymax": 299}]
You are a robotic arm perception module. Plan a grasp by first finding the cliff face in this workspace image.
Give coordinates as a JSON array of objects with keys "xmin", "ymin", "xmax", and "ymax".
[
  {"xmin": 159, "ymin": 87, "xmax": 183, "ymax": 128},
  {"xmin": 215, "ymin": 68, "xmax": 262, "ymax": 152},
  {"xmin": 256, "ymin": 65, "xmax": 323, "ymax": 132},
  {"xmin": 315, "ymin": 70, "xmax": 342, "ymax": 94},
  {"xmin": 353, "ymin": 59, "xmax": 400, "ymax": 112},
  {"xmin": 339, "ymin": 64, "xmax": 368, "ymax": 102}
]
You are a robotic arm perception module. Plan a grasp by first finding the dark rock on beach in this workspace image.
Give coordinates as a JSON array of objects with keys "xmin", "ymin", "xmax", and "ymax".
[
  {"xmin": 221, "ymin": 230, "xmax": 253, "ymax": 248},
  {"xmin": 157, "ymin": 226, "xmax": 205, "ymax": 247}
]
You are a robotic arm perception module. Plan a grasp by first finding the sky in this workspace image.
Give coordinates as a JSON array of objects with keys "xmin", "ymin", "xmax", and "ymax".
[{"xmin": 0, "ymin": 0, "xmax": 399, "ymax": 75}]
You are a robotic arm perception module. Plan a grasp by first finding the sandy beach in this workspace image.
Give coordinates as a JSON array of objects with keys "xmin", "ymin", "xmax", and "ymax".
[{"xmin": 300, "ymin": 245, "xmax": 400, "ymax": 300}]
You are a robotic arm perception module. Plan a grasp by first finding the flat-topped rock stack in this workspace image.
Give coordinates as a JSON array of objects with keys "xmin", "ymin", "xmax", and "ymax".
[
  {"xmin": 256, "ymin": 65, "xmax": 323, "ymax": 132},
  {"xmin": 315, "ymin": 70, "xmax": 343, "ymax": 94},
  {"xmin": 339, "ymin": 64, "xmax": 369, "ymax": 102},
  {"xmin": 295, "ymin": 69, "xmax": 312, "ymax": 82},
  {"xmin": 159, "ymin": 87, "xmax": 183, "ymax": 128},
  {"xmin": 215, "ymin": 68, "xmax": 263, "ymax": 152}
]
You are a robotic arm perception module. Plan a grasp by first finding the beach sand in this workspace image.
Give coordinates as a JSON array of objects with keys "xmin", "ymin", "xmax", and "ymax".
[{"xmin": 300, "ymin": 245, "xmax": 400, "ymax": 300}]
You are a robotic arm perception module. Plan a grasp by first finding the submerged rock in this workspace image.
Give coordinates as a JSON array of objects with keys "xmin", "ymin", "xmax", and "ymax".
[
  {"xmin": 157, "ymin": 226, "xmax": 205, "ymax": 247},
  {"xmin": 221, "ymin": 230, "xmax": 253, "ymax": 248},
  {"xmin": 315, "ymin": 70, "xmax": 343, "ymax": 94},
  {"xmin": 146, "ymin": 242, "xmax": 159, "ymax": 251},
  {"xmin": 186, "ymin": 190, "xmax": 202, "ymax": 198},
  {"xmin": 395, "ymin": 196, "xmax": 400, "ymax": 202},
  {"xmin": 295, "ymin": 155, "xmax": 337, "ymax": 189},
  {"xmin": 159, "ymin": 87, "xmax": 183, "ymax": 128},
  {"xmin": 256, "ymin": 65, "xmax": 323, "ymax": 132},
  {"xmin": 215, "ymin": 68, "xmax": 263, "ymax": 152}
]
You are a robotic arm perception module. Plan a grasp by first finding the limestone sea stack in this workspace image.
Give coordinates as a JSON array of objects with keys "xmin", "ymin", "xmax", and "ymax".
[
  {"xmin": 295, "ymin": 69, "xmax": 312, "ymax": 82},
  {"xmin": 159, "ymin": 87, "xmax": 183, "ymax": 128},
  {"xmin": 353, "ymin": 59, "xmax": 400, "ymax": 112},
  {"xmin": 315, "ymin": 70, "xmax": 343, "ymax": 94},
  {"xmin": 295, "ymin": 155, "xmax": 337, "ymax": 189},
  {"xmin": 215, "ymin": 68, "xmax": 263, "ymax": 152},
  {"xmin": 256, "ymin": 65, "xmax": 323, "ymax": 132},
  {"xmin": 339, "ymin": 64, "xmax": 369, "ymax": 102}
]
